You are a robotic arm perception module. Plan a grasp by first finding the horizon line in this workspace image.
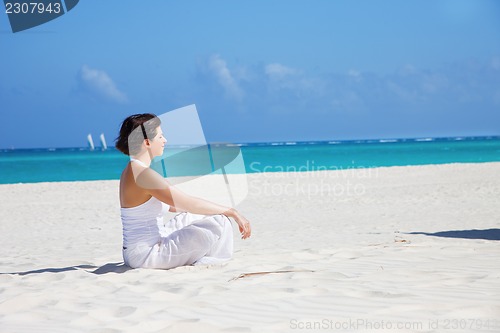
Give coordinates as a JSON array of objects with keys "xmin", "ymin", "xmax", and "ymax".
[{"xmin": 1, "ymin": 134, "xmax": 500, "ymax": 151}]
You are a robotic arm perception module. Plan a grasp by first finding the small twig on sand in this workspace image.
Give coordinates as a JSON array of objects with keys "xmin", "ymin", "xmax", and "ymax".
[
  {"xmin": 228, "ymin": 269, "xmax": 315, "ymax": 282},
  {"xmin": 394, "ymin": 239, "xmax": 411, "ymax": 243}
]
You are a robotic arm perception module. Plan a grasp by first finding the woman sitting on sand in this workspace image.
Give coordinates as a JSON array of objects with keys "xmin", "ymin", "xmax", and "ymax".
[{"xmin": 115, "ymin": 113, "xmax": 251, "ymax": 269}]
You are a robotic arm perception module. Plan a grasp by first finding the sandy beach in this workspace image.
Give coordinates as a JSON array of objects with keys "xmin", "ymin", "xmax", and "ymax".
[{"xmin": 1, "ymin": 162, "xmax": 499, "ymax": 333}]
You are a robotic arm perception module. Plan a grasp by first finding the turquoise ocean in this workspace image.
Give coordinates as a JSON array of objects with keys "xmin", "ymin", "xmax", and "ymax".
[{"xmin": 1, "ymin": 136, "xmax": 500, "ymax": 184}]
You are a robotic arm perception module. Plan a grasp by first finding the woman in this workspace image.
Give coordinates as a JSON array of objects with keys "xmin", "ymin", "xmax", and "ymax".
[{"xmin": 115, "ymin": 113, "xmax": 251, "ymax": 269}]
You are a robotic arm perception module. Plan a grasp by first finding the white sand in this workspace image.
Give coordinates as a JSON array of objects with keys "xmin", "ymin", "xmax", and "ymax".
[{"xmin": 1, "ymin": 162, "xmax": 499, "ymax": 333}]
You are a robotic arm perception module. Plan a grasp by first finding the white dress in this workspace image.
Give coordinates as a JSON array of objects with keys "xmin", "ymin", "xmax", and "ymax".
[{"xmin": 121, "ymin": 183, "xmax": 233, "ymax": 269}]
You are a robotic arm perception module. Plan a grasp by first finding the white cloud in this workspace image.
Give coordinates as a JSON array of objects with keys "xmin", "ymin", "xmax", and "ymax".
[
  {"xmin": 421, "ymin": 73, "xmax": 448, "ymax": 94},
  {"xmin": 265, "ymin": 63, "xmax": 299, "ymax": 79},
  {"xmin": 208, "ymin": 55, "xmax": 243, "ymax": 100},
  {"xmin": 265, "ymin": 63, "xmax": 306, "ymax": 93},
  {"xmin": 264, "ymin": 63, "xmax": 328, "ymax": 100},
  {"xmin": 347, "ymin": 69, "xmax": 362, "ymax": 83},
  {"xmin": 79, "ymin": 65, "xmax": 128, "ymax": 103},
  {"xmin": 397, "ymin": 64, "xmax": 418, "ymax": 76},
  {"xmin": 193, "ymin": 57, "xmax": 500, "ymax": 122}
]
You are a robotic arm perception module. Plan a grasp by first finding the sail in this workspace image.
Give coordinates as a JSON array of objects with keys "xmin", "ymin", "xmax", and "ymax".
[
  {"xmin": 100, "ymin": 133, "xmax": 107, "ymax": 151},
  {"xmin": 87, "ymin": 133, "xmax": 95, "ymax": 151}
]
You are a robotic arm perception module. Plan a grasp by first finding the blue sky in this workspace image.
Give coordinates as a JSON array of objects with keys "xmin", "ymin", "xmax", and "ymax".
[{"xmin": 1, "ymin": 0, "xmax": 499, "ymax": 148}]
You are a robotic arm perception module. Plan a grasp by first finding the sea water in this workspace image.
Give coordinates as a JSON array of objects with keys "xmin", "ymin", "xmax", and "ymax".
[{"xmin": 0, "ymin": 136, "xmax": 499, "ymax": 184}]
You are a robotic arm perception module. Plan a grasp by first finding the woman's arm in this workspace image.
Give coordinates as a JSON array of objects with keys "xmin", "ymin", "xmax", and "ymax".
[
  {"xmin": 153, "ymin": 185, "xmax": 252, "ymax": 239},
  {"xmin": 137, "ymin": 168, "xmax": 251, "ymax": 239}
]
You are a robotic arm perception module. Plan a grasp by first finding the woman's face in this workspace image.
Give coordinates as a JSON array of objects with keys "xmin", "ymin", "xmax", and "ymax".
[{"xmin": 148, "ymin": 126, "xmax": 167, "ymax": 157}]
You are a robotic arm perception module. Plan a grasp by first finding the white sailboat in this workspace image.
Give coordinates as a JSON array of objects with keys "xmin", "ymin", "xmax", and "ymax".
[
  {"xmin": 100, "ymin": 133, "xmax": 107, "ymax": 151},
  {"xmin": 87, "ymin": 133, "xmax": 95, "ymax": 151}
]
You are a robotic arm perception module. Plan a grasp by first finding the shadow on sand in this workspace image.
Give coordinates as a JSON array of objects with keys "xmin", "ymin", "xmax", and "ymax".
[
  {"xmin": 90, "ymin": 262, "xmax": 132, "ymax": 274},
  {"xmin": 407, "ymin": 228, "xmax": 500, "ymax": 241},
  {"xmin": 0, "ymin": 262, "xmax": 132, "ymax": 276}
]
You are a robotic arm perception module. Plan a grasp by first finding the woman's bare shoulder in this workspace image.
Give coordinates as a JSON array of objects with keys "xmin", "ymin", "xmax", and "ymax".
[{"xmin": 119, "ymin": 164, "xmax": 152, "ymax": 208}]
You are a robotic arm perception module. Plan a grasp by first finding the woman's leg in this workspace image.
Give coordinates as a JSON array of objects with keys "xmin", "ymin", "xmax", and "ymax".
[
  {"xmin": 146, "ymin": 214, "xmax": 233, "ymax": 269},
  {"xmin": 163, "ymin": 212, "xmax": 208, "ymax": 234},
  {"xmin": 193, "ymin": 214, "xmax": 233, "ymax": 265}
]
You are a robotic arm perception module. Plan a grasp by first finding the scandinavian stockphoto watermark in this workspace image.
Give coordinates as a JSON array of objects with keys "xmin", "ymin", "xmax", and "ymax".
[
  {"xmin": 249, "ymin": 161, "xmax": 379, "ymax": 200},
  {"xmin": 3, "ymin": 0, "xmax": 79, "ymax": 33},
  {"xmin": 128, "ymin": 104, "xmax": 379, "ymax": 205}
]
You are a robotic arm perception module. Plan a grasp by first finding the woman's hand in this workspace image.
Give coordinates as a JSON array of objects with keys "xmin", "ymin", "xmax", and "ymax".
[{"xmin": 226, "ymin": 208, "xmax": 251, "ymax": 239}]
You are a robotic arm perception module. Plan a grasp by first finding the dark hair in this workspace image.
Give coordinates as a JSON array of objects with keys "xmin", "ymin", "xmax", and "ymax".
[{"xmin": 115, "ymin": 113, "xmax": 161, "ymax": 156}]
